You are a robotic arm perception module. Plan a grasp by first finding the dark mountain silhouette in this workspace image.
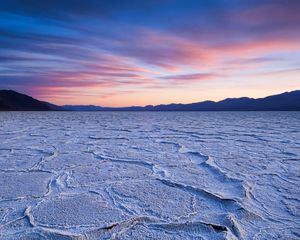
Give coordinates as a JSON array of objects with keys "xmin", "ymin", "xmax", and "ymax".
[
  {"xmin": 64, "ymin": 90, "xmax": 300, "ymax": 111},
  {"xmin": 0, "ymin": 90, "xmax": 62, "ymax": 111},
  {"xmin": 0, "ymin": 89, "xmax": 299, "ymax": 111}
]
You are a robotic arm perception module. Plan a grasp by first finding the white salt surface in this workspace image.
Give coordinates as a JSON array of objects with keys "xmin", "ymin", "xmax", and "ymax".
[{"xmin": 0, "ymin": 112, "xmax": 299, "ymax": 239}]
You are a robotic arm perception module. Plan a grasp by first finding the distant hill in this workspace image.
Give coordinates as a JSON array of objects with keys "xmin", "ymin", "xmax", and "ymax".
[
  {"xmin": 63, "ymin": 105, "xmax": 108, "ymax": 111},
  {"xmin": 63, "ymin": 90, "xmax": 300, "ymax": 111},
  {"xmin": 1, "ymin": 89, "xmax": 300, "ymax": 111},
  {"xmin": 0, "ymin": 90, "xmax": 62, "ymax": 111}
]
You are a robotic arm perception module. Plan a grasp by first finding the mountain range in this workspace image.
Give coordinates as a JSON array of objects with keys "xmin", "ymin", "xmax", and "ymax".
[
  {"xmin": 0, "ymin": 89, "xmax": 300, "ymax": 111},
  {"xmin": 0, "ymin": 90, "xmax": 57, "ymax": 111}
]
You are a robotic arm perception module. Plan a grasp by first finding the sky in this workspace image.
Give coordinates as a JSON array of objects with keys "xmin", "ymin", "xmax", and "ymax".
[{"xmin": 0, "ymin": 0, "xmax": 300, "ymax": 107}]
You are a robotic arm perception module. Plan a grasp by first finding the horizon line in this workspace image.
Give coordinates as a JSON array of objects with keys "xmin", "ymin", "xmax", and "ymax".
[{"xmin": 2, "ymin": 88, "xmax": 299, "ymax": 108}]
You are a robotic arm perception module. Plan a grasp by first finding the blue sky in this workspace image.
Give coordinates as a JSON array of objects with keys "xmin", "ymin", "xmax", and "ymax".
[{"xmin": 0, "ymin": 0, "xmax": 299, "ymax": 106}]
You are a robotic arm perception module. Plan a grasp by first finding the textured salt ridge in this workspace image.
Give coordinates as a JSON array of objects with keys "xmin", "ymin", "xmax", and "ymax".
[{"xmin": 0, "ymin": 112, "xmax": 299, "ymax": 239}]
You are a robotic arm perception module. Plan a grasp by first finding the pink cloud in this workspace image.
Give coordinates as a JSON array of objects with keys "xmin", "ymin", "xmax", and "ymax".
[{"xmin": 160, "ymin": 73, "xmax": 218, "ymax": 82}]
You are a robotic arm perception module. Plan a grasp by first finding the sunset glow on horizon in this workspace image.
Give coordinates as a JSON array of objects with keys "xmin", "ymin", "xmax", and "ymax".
[{"xmin": 1, "ymin": 0, "xmax": 300, "ymax": 107}]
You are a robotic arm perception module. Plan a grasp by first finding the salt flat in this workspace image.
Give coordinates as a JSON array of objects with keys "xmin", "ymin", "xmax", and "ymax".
[{"xmin": 0, "ymin": 112, "xmax": 299, "ymax": 239}]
